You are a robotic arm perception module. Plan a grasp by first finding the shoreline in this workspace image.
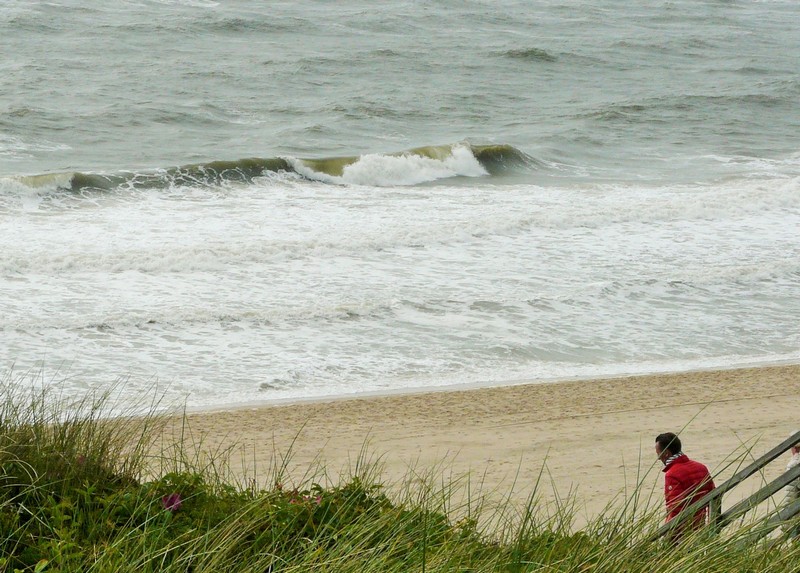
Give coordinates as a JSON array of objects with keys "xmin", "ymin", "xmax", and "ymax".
[
  {"xmin": 183, "ymin": 357, "xmax": 800, "ymax": 415},
  {"xmin": 167, "ymin": 362, "xmax": 800, "ymax": 525}
]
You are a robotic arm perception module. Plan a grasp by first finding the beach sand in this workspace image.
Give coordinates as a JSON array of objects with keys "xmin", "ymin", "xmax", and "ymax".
[{"xmin": 162, "ymin": 363, "xmax": 800, "ymax": 526}]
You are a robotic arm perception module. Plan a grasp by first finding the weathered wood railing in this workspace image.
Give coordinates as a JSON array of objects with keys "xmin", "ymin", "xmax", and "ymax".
[{"xmin": 650, "ymin": 429, "xmax": 800, "ymax": 541}]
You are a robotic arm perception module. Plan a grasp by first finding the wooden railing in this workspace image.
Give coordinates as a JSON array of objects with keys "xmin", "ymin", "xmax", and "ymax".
[{"xmin": 650, "ymin": 429, "xmax": 800, "ymax": 541}]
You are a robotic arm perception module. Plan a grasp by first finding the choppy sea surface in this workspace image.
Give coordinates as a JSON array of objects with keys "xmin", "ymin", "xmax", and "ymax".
[{"xmin": 2, "ymin": 0, "xmax": 799, "ymax": 410}]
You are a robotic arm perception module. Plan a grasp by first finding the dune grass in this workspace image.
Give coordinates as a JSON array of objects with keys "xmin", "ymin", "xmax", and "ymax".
[{"xmin": 0, "ymin": 381, "xmax": 799, "ymax": 572}]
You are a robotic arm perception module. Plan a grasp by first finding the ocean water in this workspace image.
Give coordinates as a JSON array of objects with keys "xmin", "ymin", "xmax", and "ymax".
[{"xmin": 1, "ymin": 0, "xmax": 799, "ymax": 410}]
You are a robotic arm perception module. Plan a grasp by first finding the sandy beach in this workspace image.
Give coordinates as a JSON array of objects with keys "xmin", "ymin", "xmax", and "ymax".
[{"xmin": 164, "ymin": 363, "xmax": 800, "ymax": 526}]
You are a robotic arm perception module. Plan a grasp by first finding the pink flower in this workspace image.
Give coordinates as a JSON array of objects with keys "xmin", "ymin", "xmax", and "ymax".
[{"xmin": 161, "ymin": 493, "xmax": 182, "ymax": 513}]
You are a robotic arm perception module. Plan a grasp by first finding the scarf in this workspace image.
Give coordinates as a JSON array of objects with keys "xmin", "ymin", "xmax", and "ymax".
[{"xmin": 664, "ymin": 451, "xmax": 684, "ymax": 468}]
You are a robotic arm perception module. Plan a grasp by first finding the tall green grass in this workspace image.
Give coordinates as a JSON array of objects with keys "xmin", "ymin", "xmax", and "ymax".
[{"xmin": 1, "ymin": 380, "xmax": 799, "ymax": 572}]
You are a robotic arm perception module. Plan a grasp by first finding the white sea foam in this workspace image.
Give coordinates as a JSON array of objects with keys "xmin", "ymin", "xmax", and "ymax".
[
  {"xmin": 2, "ymin": 169, "xmax": 799, "ymax": 409},
  {"xmin": 706, "ymin": 152, "xmax": 800, "ymax": 178},
  {"xmin": 9, "ymin": 172, "xmax": 797, "ymax": 275},
  {"xmin": 291, "ymin": 145, "xmax": 488, "ymax": 186},
  {"xmin": 340, "ymin": 145, "xmax": 488, "ymax": 186},
  {"xmin": 0, "ymin": 135, "xmax": 71, "ymax": 162}
]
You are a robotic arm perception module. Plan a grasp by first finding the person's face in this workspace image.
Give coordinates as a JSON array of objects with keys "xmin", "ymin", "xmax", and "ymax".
[{"xmin": 655, "ymin": 443, "xmax": 667, "ymax": 465}]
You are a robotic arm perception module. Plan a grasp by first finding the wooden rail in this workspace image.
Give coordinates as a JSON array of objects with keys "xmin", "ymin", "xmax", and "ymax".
[
  {"xmin": 739, "ymin": 496, "xmax": 800, "ymax": 544},
  {"xmin": 715, "ymin": 463, "xmax": 800, "ymax": 529}
]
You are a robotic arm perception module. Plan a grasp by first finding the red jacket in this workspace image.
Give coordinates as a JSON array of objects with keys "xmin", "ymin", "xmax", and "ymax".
[{"xmin": 663, "ymin": 454, "xmax": 715, "ymax": 524}]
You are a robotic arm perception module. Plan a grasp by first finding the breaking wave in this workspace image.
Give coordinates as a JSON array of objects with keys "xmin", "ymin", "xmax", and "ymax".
[{"xmin": 5, "ymin": 142, "xmax": 536, "ymax": 194}]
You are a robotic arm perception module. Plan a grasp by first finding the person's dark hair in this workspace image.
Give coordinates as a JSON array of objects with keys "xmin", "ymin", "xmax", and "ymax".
[{"xmin": 655, "ymin": 432, "xmax": 681, "ymax": 456}]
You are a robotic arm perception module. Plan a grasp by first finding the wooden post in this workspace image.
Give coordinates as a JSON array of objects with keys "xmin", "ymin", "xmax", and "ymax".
[{"xmin": 709, "ymin": 496, "xmax": 722, "ymax": 528}]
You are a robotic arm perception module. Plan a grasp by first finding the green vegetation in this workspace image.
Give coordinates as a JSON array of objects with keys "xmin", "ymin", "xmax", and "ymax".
[{"xmin": 0, "ymin": 383, "xmax": 798, "ymax": 572}]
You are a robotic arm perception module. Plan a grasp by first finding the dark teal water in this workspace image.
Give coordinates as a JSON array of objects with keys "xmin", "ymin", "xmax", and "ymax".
[{"xmin": 2, "ymin": 1, "xmax": 799, "ymax": 182}]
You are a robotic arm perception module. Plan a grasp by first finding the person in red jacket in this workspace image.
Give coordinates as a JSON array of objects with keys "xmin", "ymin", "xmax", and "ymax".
[{"xmin": 655, "ymin": 432, "xmax": 715, "ymax": 538}]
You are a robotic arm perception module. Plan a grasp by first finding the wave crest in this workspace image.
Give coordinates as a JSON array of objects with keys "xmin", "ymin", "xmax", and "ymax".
[
  {"xmin": 501, "ymin": 48, "xmax": 558, "ymax": 62},
  {"xmin": 4, "ymin": 142, "xmax": 536, "ymax": 193}
]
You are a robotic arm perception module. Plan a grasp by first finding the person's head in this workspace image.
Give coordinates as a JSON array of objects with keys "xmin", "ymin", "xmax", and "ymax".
[
  {"xmin": 655, "ymin": 432, "xmax": 682, "ymax": 464},
  {"xmin": 790, "ymin": 430, "xmax": 800, "ymax": 455}
]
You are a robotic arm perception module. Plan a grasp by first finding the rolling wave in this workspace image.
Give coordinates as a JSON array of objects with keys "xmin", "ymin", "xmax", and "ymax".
[
  {"xmin": 500, "ymin": 47, "xmax": 558, "ymax": 62},
  {"xmin": 5, "ymin": 143, "xmax": 536, "ymax": 193}
]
